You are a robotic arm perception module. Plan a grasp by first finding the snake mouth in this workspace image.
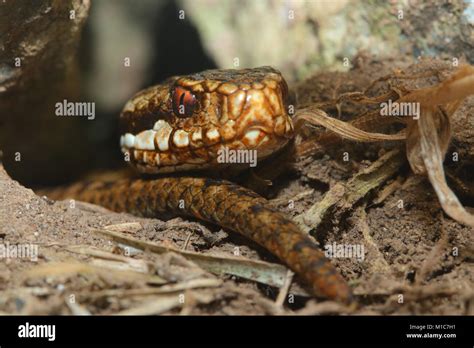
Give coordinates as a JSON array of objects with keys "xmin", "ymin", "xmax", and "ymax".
[
  {"xmin": 120, "ymin": 116, "xmax": 293, "ymax": 174},
  {"xmin": 119, "ymin": 66, "xmax": 294, "ymax": 174}
]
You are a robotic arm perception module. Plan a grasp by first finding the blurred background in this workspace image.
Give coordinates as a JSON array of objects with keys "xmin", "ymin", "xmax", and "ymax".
[{"xmin": 0, "ymin": 0, "xmax": 473, "ymax": 186}]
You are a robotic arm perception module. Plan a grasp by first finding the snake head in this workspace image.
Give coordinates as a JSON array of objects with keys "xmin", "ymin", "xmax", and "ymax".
[{"xmin": 119, "ymin": 66, "xmax": 294, "ymax": 174}]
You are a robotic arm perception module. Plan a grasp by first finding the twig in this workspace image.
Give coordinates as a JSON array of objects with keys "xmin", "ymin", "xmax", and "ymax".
[
  {"xmin": 294, "ymin": 148, "xmax": 405, "ymax": 235},
  {"xmin": 182, "ymin": 232, "xmax": 193, "ymax": 251},
  {"xmin": 275, "ymin": 270, "xmax": 294, "ymax": 308},
  {"xmin": 372, "ymin": 175, "xmax": 404, "ymax": 205}
]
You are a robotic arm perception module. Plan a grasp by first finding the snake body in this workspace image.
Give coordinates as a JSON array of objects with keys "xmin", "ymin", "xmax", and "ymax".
[{"xmin": 46, "ymin": 67, "xmax": 353, "ymax": 303}]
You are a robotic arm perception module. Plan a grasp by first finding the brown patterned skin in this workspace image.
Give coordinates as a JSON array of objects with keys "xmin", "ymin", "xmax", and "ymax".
[
  {"xmin": 119, "ymin": 66, "xmax": 294, "ymax": 174},
  {"xmin": 46, "ymin": 67, "xmax": 353, "ymax": 303}
]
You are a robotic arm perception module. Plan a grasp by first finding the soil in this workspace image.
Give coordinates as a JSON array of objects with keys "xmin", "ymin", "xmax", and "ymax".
[{"xmin": 0, "ymin": 56, "xmax": 473, "ymax": 315}]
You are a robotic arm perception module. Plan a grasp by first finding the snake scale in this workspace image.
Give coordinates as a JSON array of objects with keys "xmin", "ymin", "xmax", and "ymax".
[{"xmin": 45, "ymin": 67, "xmax": 353, "ymax": 303}]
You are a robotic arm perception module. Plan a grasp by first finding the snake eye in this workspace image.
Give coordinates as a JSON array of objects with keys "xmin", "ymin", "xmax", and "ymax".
[{"xmin": 172, "ymin": 87, "xmax": 197, "ymax": 118}]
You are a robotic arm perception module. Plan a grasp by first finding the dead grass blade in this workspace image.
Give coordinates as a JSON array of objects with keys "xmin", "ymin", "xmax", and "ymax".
[
  {"xmin": 103, "ymin": 222, "xmax": 143, "ymax": 233},
  {"xmin": 22, "ymin": 261, "xmax": 166, "ymax": 285},
  {"xmin": 294, "ymin": 107, "xmax": 406, "ymax": 143},
  {"xmin": 66, "ymin": 245, "xmax": 150, "ymax": 273},
  {"xmin": 417, "ymin": 109, "xmax": 474, "ymax": 227},
  {"xmin": 116, "ymin": 296, "xmax": 181, "ymax": 315},
  {"xmin": 66, "ymin": 300, "xmax": 91, "ymax": 315},
  {"xmin": 87, "ymin": 278, "xmax": 222, "ymax": 300},
  {"xmin": 297, "ymin": 300, "xmax": 355, "ymax": 315},
  {"xmin": 403, "ymin": 65, "xmax": 474, "ymax": 227},
  {"xmin": 93, "ymin": 228, "xmax": 290, "ymax": 289},
  {"xmin": 297, "ymin": 63, "xmax": 474, "ymax": 228}
]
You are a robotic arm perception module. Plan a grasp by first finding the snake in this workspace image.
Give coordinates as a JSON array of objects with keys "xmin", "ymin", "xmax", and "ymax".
[{"xmin": 45, "ymin": 66, "xmax": 353, "ymax": 303}]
